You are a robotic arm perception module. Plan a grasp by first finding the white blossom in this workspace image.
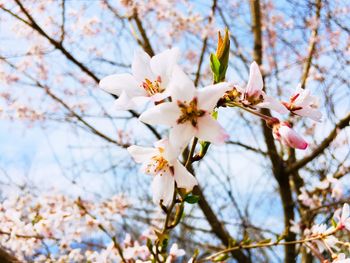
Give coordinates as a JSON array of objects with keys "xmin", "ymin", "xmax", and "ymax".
[
  {"xmin": 165, "ymin": 243, "xmax": 186, "ymax": 263},
  {"xmin": 239, "ymin": 62, "xmax": 288, "ymax": 114},
  {"xmin": 333, "ymin": 253, "xmax": 350, "ymax": 263},
  {"xmin": 283, "ymin": 84, "xmax": 322, "ymax": 121},
  {"xmin": 140, "ymin": 66, "xmax": 230, "ymax": 151},
  {"xmin": 128, "ymin": 138, "xmax": 197, "ymax": 205},
  {"xmin": 100, "ymin": 48, "xmax": 180, "ymax": 110},
  {"xmin": 334, "ymin": 204, "xmax": 350, "ymax": 231}
]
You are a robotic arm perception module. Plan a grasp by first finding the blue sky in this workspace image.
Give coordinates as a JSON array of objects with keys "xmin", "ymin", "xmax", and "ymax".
[{"xmin": 0, "ymin": 2, "xmax": 349, "ymax": 261}]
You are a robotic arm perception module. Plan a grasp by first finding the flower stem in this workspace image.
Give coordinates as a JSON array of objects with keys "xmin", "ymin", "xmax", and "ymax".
[
  {"xmin": 200, "ymin": 228, "xmax": 339, "ymax": 262},
  {"xmin": 185, "ymin": 137, "xmax": 198, "ymax": 168},
  {"xmin": 226, "ymin": 101, "xmax": 278, "ymax": 124}
]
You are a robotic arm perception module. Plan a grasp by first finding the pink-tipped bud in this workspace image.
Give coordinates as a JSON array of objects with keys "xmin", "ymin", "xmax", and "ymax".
[{"xmin": 273, "ymin": 122, "xmax": 308, "ymax": 150}]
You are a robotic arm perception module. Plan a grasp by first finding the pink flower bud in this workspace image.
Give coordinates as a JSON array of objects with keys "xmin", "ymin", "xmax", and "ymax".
[{"xmin": 273, "ymin": 122, "xmax": 308, "ymax": 150}]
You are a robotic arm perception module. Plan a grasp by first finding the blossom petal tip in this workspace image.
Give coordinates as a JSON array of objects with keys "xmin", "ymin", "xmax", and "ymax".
[
  {"xmin": 126, "ymin": 145, "xmax": 134, "ymax": 152},
  {"xmin": 299, "ymin": 142, "xmax": 308, "ymax": 150},
  {"xmin": 221, "ymin": 132, "xmax": 230, "ymax": 143},
  {"xmin": 251, "ymin": 61, "xmax": 259, "ymax": 67}
]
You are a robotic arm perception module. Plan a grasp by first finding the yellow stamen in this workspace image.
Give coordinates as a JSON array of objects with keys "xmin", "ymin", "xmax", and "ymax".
[
  {"xmin": 177, "ymin": 97, "xmax": 206, "ymax": 127},
  {"xmin": 141, "ymin": 76, "xmax": 163, "ymax": 96}
]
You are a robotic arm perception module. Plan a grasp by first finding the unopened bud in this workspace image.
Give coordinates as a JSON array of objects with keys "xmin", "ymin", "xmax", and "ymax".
[
  {"xmin": 210, "ymin": 28, "xmax": 230, "ymax": 83},
  {"xmin": 216, "ymin": 28, "xmax": 230, "ymax": 63}
]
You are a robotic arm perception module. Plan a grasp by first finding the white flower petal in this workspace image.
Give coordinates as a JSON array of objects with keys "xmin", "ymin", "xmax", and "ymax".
[
  {"xmin": 169, "ymin": 244, "xmax": 186, "ymax": 257},
  {"xmin": 257, "ymin": 95, "xmax": 289, "ymax": 114},
  {"xmin": 131, "ymin": 95, "xmax": 151, "ymax": 107},
  {"xmin": 325, "ymin": 236, "xmax": 339, "ymax": 251},
  {"xmin": 294, "ymin": 88, "xmax": 311, "ymax": 105},
  {"xmin": 169, "ymin": 124, "xmax": 195, "ymax": 152},
  {"xmin": 114, "ymin": 91, "xmax": 136, "ymax": 110},
  {"xmin": 151, "ymin": 173, "xmax": 175, "ymax": 206},
  {"xmin": 334, "ymin": 208, "xmax": 342, "ymax": 222},
  {"xmin": 332, "ymin": 253, "xmax": 350, "ymax": 263},
  {"xmin": 151, "ymin": 92, "xmax": 170, "ymax": 102},
  {"xmin": 341, "ymin": 204, "xmax": 349, "ymax": 223},
  {"xmin": 173, "ymin": 160, "xmax": 197, "ymax": 191},
  {"xmin": 153, "ymin": 138, "xmax": 169, "ymax": 149},
  {"xmin": 127, "ymin": 145, "xmax": 157, "ymax": 163},
  {"xmin": 294, "ymin": 84, "xmax": 303, "ymax": 93},
  {"xmin": 286, "ymin": 85, "xmax": 322, "ymax": 121},
  {"xmin": 167, "ymin": 66, "xmax": 195, "ymax": 102},
  {"xmin": 154, "ymin": 138, "xmax": 180, "ymax": 163},
  {"xmin": 345, "ymin": 221, "xmax": 350, "ymax": 231},
  {"xmin": 245, "ymin": 61, "xmax": 263, "ymax": 96},
  {"xmin": 197, "ymin": 82, "xmax": 231, "ymax": 111},
  {"xmin": 139, "ymin": 102, "xmax": 179, "ymax": 126},
  {"xmin": 294, "ymin": 108, "xmax": 322, "ymax": 122},
  {"xmin": 196, "ymin": 115, "xmax": 229, "ymax": 144},
  {"xmin": 150, "ymin": 47, "xmax": 180, "ymax": 86},
  {"xmin": 99, "ymin": 73, "xmax": 140, "ymax": 96},
  {"xmin": 132, "ymin": 49, "xmax": 154, "ymax": 82},
  {"xmin": 314, "ymin": 240, "xmax": 326, "ymax": 253}
]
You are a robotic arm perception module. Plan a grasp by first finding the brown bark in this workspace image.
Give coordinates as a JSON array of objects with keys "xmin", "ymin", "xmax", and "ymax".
[
  {"xmin": 249, "ymin": 0, "xmax": 296, "ymax": 262},
  {"xmin": 0, "ymin": 248, "xmax": 21, "ymax": 263},
  {"xmin": 191, "ymin": 174, "xmax": 251, "ymax": 262},
  {"xmin": 132, "ymin": 11, "xmax": 155, "ymax": 57}
]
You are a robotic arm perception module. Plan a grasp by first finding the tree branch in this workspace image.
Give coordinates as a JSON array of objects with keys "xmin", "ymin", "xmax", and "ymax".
[
  {"xmin": 300, "ymin": 0, "xmax": 322, "ymax": 89},
  {"xmin": 184, "ymin": 149, "xmax": 250, "ymax": 262},
  {"xmin": 226, "ymin": 140, "xmax": 267, "ymax": 155},
  {"xmin": 12, "ymin": 0, "xmax": 100, "ymax": 83},
  {"xmin": 3, "ymin": 0, "xmax": 162, "ymax": 140},
  {"xmin": 1, "ymin": 57, "xmax": 129, "ymax": 147},
  {"xmin": 249, "ymin": 1, "xmax": 296, "ymax": 262},
  {"xmin": 194, "ymin": 0, "xmax": 217, "ymax": 86},
  {"xmin": 0, "ymin": 247, "xmax": 21, "ymax": 263},
  {"xmin": 59, "ymin": 0, "xmax": 66, "ymax": 43},
  {"xmin": 131, "ymin": 9, "xmax": 155, "ymax": 57}
]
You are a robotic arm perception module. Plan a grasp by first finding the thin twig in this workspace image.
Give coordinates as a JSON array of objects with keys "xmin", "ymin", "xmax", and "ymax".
[{"xmin": 300, "ymin": 0, "xmax": 322, "ymax": 89}]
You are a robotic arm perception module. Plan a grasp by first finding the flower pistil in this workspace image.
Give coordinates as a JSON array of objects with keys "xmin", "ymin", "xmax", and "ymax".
[{"xmin": 176, "ymin": 98, "xmax": 206, "ymax": 127}]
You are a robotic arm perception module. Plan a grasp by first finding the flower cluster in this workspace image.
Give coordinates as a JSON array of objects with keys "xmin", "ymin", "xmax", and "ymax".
[
  {"xmin": 221, "ymin": 61, "xmax": 321, "ymax": 150},
  {"xmin": 0, "ymin": 191, "xmax": 185, "ymax": 262},
  {"xmin": 298, "ymin": 175, "xmax": 344, "ymax": 209},
  {"xmin": 100, "ymin": 48, "xmax": 322, "ymax": 206},
  {"xmin": 290, "ymin": 204, "xmax": 350, "ymax": 262},
  {"xmin": 100, "ymin": 48, "xmax": 233, "ymax": 206}
]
